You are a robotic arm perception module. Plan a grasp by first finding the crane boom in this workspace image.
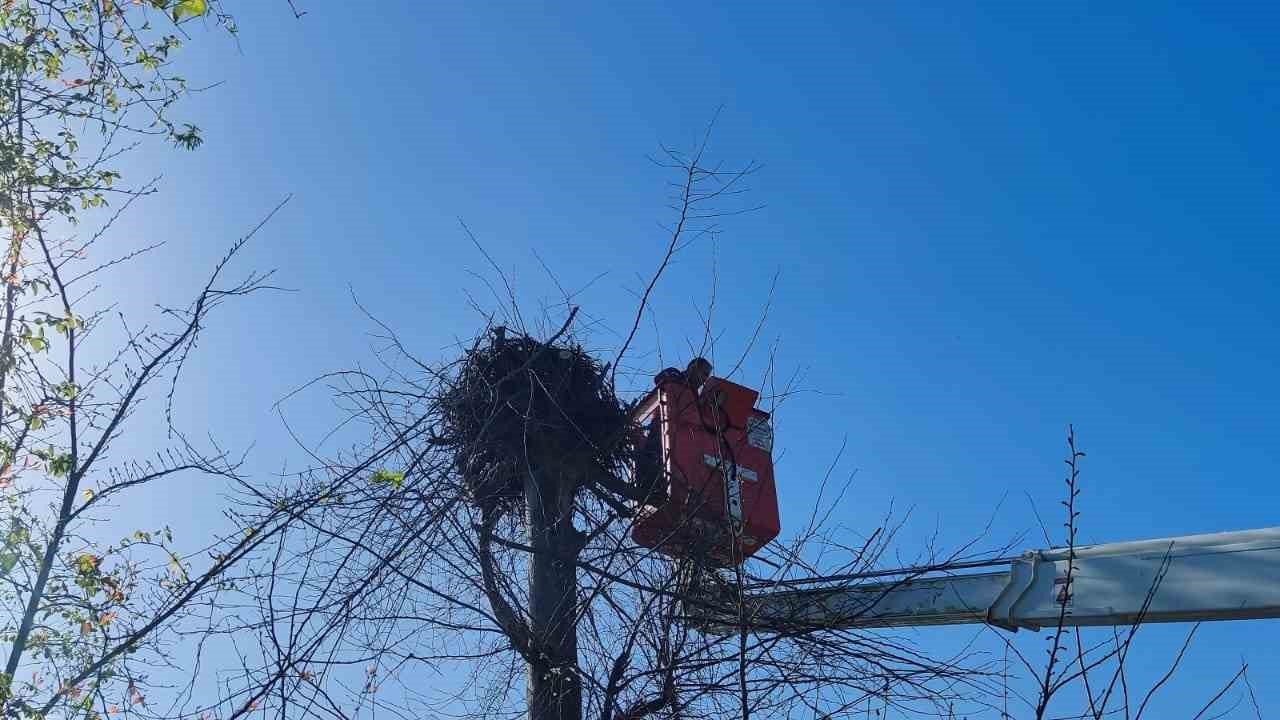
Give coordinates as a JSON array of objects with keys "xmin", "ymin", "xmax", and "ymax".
[{"xmin": 693, "ymin": 527, "xmax": 1280, "ymax": 633}]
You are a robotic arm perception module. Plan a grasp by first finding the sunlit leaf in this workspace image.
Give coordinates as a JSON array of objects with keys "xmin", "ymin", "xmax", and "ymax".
[
  {"xmin": 172, "ymin": 0, "xmax": 207, "ymax": 21},
  {"xmin": 75, "ymin": 553, "xmax": 99, "ymax": 576},
  {"xmin": 370, "ymin": 469, "xmax": 405, "ymax": 490},
  {"xmin": 167, "ymin": 552, "xmax": 188, "ymax": 583}
]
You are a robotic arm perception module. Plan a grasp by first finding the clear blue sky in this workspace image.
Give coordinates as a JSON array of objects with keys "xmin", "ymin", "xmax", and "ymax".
[{"xmin": 108, "ymin": 1, "xmax": 1279, "ymax": 715}]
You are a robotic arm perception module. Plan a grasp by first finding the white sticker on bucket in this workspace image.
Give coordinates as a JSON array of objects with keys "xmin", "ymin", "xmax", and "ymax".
[
  {"xmin": 703, "ymin": 454, "xmax": 758, "ymax": 482},
  {"xmin": 747, "ymin": 416, "xmax": 773, "ymax": 452}
]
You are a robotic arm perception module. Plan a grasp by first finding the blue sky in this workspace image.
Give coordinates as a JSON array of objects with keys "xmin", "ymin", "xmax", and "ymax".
[{"xmin": 102, "ymin": 1, "xmax": 1279, "ymax": 715}]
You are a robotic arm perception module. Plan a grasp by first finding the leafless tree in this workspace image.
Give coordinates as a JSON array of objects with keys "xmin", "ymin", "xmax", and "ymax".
[
  {"xmin": 986, "ymin": 428, "xmax": 1266, "ymax": 720},
  {"xmin": 222, "ymin": 116, "xmax": 1277, "ymax": 718},
  {"xmin": 220, "ymin": 127, "xmax": 1014, "ymax": 720}
]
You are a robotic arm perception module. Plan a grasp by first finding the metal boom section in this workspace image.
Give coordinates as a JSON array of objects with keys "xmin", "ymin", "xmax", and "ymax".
[{"xmin": 695, "ymin": 527, "xmax": 1280, "ymax": 633}]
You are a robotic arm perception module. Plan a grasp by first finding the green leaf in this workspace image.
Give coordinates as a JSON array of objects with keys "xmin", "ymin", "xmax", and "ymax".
[
  {"xmin": 75, "ymin": 553, "xmax": 99, "ymax": 576},
  {"xmin": 171, "ymin": 123, "xmax": 204, "ymax": 150},
  {"xmin": 0, "ymin": 552, "xmax": 17, "ymax": 575},
  {"xmin": 48, "ymin": 453, "xmax": 73, "ymax": 478},
  {"xmin": 54, "ymin": 314, "xmax": 83, "ymax": 336},
  {"xmin": 172, "ymin": 0, "xmax": 208, "ymax": 21},
  {"xmin": 166, "ymin": 552, "xmax": 188, "ymax": 583},
  {"xmin": 370, "ymin": 469, "xmax": 405, "ymax": 490},
  {"xmin": 43, "ymin": 52, "xmax": 63, "ymax": 80}
]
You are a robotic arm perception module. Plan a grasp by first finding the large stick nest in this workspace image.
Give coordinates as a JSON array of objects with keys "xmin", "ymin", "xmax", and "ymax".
[{"xmin": 439, "ymin": 327, "xmax": 632, "ymax": 512}]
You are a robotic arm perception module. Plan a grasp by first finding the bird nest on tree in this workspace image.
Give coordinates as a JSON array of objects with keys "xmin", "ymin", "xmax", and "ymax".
[{"xmin": 438, "ymin": 327, "xmax": 633, "ymax": 514}]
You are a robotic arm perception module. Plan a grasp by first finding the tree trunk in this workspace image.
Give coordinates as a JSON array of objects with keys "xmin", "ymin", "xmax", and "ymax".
[{"xmin": 526, "ymin": 467, "xmax": 584, "ymax": 720}]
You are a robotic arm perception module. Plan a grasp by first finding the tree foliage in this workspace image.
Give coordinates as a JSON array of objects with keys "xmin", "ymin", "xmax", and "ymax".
[{"xmin": 0, "ymin": 3, "xmax": 286, "ymax": 719}]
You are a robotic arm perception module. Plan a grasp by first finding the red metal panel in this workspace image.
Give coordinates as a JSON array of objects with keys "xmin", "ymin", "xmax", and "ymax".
[{"xmin": 631, "ymin": 375, "xmax": 780, "ymax": 566}]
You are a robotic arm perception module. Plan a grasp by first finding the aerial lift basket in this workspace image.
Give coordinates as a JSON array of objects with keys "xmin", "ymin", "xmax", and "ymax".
[{"xmin": 630, "ymin": 361, "xmax": 781, "ymax": 567}]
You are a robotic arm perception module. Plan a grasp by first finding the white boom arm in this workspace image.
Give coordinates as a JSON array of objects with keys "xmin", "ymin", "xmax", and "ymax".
[{"xmin": 696, "ymin": 527, "xmax": 1280, "ymax": 633}]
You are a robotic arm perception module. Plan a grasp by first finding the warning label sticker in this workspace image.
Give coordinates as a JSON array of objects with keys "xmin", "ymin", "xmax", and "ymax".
[{"xmin": 747, "ymin": 416, "xmax": 773, "ymax": 452}]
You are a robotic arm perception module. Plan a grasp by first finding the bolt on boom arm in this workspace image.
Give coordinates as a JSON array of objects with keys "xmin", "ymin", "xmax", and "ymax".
[{"xmin": 692, "ymin": 527, "xmax": 1280, "ymax": 634}]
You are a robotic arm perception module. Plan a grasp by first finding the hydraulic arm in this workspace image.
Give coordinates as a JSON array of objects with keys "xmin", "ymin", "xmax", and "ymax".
[{"xmin": 694, "ymin": 527, "xmax": 1280, "ymax": 633}]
